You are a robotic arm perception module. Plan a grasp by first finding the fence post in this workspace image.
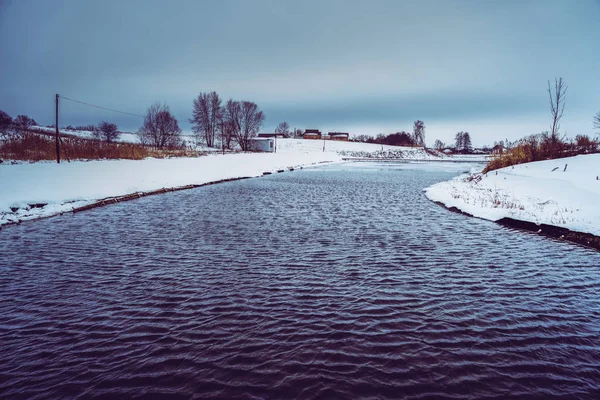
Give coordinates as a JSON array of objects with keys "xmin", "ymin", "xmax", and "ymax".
[{"xmin": 55, "ymin": 94, "xmax": 60, "ymax": 164}]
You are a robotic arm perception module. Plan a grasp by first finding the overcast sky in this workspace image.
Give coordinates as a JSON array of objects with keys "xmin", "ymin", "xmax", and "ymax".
[{"xmin": 1, "ymin": 0, "xmax": 599, "ymax": 145}]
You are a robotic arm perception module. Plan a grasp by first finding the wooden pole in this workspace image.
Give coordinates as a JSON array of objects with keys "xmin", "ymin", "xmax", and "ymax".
[{"xmin": 55, "ymin": 94, "xmax": 60, "ymax": 164}]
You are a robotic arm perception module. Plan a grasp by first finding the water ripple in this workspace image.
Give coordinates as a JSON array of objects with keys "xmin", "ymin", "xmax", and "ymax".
[{"xmin": 1, "ymin": 163, "xmax": 600, "ymax": 399}]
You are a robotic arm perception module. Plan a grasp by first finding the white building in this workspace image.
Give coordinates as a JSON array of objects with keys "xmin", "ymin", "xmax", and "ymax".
[{"xmin": 248, "ymin": 137, "xmax": 275, "ymax": 152}]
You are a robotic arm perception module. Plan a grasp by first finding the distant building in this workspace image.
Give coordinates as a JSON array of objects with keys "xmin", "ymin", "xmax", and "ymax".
[
  {"xmin": 248, "ymin": 138, "xmax": 275, "ymax": 152},
  {"xmin": 303, "ymin": 129, "xmax": 321, "ymax": 139},
  {"xmin": 258, "ymin": 133, "xmax": 285, "ymax": 138},
  {"xmin": 328, "ymin": 132, "xmax": 349, "ymax": 141},
  {"xmin": 492, "ymin": 144, "xmax": 504, "ymax": 155}
]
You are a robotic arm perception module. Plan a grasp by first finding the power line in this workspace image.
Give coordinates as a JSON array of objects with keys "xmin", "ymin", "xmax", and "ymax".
[{"xmin": 60, "ymin": 95, "xmax": 145, "ymax": 118}]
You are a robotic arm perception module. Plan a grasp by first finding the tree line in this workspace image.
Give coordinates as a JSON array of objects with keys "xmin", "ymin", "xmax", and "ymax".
[
  {"xmin": 433, "ymin": 131, "xmax": 473, "ymax": 153},
  {"xmin": 189, "ymin": 92, "xmax": 265, "ymax": 151},
  {"xmin": 3, "ymin": 77, "xmax": 600, "ymax": 156},
  {"xmin": 352, "ymin": 120, "xmax": 426, "ymax": 147}
]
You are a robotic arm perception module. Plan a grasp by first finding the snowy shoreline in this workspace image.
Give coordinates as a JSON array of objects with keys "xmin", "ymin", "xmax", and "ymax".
[
  {"xmin": 424, "ymin": 154, "xmax": 600, "ymax": 250},
  {"xmin": 0, "ymin": 152, "xmax": 343, "ymax": 227},
  {"xmin": 0, "ymin": 139, "xmax": 454, "ymax": 227}
]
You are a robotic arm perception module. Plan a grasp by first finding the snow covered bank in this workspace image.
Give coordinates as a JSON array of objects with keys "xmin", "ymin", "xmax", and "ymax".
[
  {"xmin": 276, "ymin": 139, "xmax": 489, "ymax": 162},
  {"xmin": 424, "ymin": 154, "xmax": 600, "ymax": 237},
  {"xmin": 0, "ymin": 152, "xmax": 341, "ymax": 226},
  {"xmin": 276, "ymin": 138, "xmax": 446, "ymax": 160},
  {"xmin": 0, "ymin": 135, "xmax": 477, "ymax": 226}
]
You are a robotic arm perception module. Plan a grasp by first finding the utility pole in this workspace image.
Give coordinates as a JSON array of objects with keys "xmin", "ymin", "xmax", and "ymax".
[{"xmin": 55, "ymin": 94, "xmax": 60, "ymax": 164}]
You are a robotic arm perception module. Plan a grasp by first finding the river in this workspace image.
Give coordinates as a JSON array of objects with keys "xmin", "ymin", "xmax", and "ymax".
[{"xmin": 1, "ymin": 162, "xmax": 599, "ymax": 399}]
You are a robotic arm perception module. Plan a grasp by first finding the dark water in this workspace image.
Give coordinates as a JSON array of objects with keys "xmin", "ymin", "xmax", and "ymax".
[{"xmin": 1, "ymin": 163, "xmax": 600, "ymax": 400}]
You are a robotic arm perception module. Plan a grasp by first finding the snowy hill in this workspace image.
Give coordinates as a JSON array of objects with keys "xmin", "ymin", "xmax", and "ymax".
[
  {"xmin": 29, "ymin": 126, "xmax": 198, "ymax": 148},
  {"xmin": 276, "ymin": 138, "xmax": 446, "ymax": 160}
]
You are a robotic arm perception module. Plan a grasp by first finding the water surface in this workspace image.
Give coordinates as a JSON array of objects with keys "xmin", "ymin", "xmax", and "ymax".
[{"xmin": 1, "ymin": 162, "xmax": 599, "ymax": 399}]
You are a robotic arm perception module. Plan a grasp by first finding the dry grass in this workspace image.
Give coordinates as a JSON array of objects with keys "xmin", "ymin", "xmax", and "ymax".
[
  {"xmin": 146, "ymin": 148, "xmax": 200, "ymax": 158},
  {"xmin": 0, "ymin": 132, "xmax": 183, "ymax": 161},
  {"xmin": 484, "ymin": 147, "xmax": 533, "ymax": 173},
  {"xmin": 483, "ymin": 133, "xmax": 599, "ymax": 173}
]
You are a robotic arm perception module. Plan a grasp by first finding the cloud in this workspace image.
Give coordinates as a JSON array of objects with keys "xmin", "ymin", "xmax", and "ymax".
[{"xmin": 1, "ymin": 0, "xmax": 599, "ymax": 144}]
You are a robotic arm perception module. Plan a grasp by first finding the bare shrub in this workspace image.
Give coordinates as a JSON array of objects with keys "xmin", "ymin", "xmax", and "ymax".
[
  {"xmin": 94, "ymin": 121, "xmax": 120, "ymax": 143},
  {"xmin": 0, "ymin": 110, "xmax": 12, "ymax": 136},
  {"xmin": 14, "ymin": 115, "xmax": 37, "ymax": 135},
  {"xmin": 483, "ymin": 132, "xmax": 599, "ymax": 174},
  {"xmin": 275, "ymin": 121, "xmax": 291, "ymax": 137},
  {"xmin": 138, "ymin": 103, "xmax": 182, "ymax": 149}
]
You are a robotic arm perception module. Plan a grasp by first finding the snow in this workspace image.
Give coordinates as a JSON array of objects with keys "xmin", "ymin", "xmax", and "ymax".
[
  {"xmin": 0, "ymin": 152, "xmax": 342, "ymax": 225},
  {"xmin": 424, "ymin": 154, "xmax": 600, "ymax": 236},
  {"xmin": 276, "ymin": 138, "xmax": 449, "ymax": 160}
]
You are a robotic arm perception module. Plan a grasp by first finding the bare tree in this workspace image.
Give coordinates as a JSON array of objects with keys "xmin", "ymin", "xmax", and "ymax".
[
  {"xmin": 354, "ymin": 134, "xmax": 371, "ymax": 143},
  {"xmin": 190, "ymin": 91, "xmax": 222, "ymax": 147},
  {"xmin": 433, "ymin": 139, "xmax": 445, "ymax": 150},
  {"xmin": 462, "ymin": 132, "xmax": 472, "ymax": 153},
  {"xmin": 222, "ymin": 99, "xmax": 241, "ymax": 149},
  {"xmin": 223, "ymin": 100, "xmax": 265, "ymax": 151},
  {"xmin": 594, "ymin": 110, "xmax": 600, "ymax": 131},
  {"xmin": 95, "ymin": 121, "xmax": 120, "ymax": 143},
  {"xmin": 14, "ymin": 115, "xmax": 37, "ymax": 135},
  {"xmin": 454, "ymin": 131, "xmax": 472, "ymax": 153},
  {"xmin": 275, "ymin": 121, "xmax": 290, "ymax": 137},
  {"xmin": 218, "ymin": 118, "xmax": 235, "ymax": 150},
  {"xmin": 412, "ymin": 120, "xmax": 425, "ymax": 147},
  {"xmin": 548, "ymin": 77, "xmax": 567, "ymax": 139},
  {"xmin": 454, "ymin": 132, "xmax": 464, "ymax": 151},
  {"xmin": 238, "ymin": 101, "xmax": 265, "ymax": 151},
  {"xmin": 138, "ymin": 102, "xmax": 182, "ymax": 149},
  {"xmin": 0, "ymin": 110, "xmax": 12, "ymax": 137}
]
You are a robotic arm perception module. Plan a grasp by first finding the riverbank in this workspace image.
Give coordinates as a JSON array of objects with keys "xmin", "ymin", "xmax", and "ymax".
[
  {"xmin": 425, "ymin": 154, "xmax": 600, "ymax": 249},
  {"xmin": 0, "ymin": 152, "xmax": 342, "ymax": 226},
  {"xmin": 1, "ymin": 138, "xmax": 459, "ymax": 226}
]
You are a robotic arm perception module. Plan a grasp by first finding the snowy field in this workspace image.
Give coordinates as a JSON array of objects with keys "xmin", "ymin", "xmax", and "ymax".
[
  {"xmin": 425, "ymin": 154, "xmax": 600, "ymax": 236},
  {"xmin": 0, "ymin": 152, "xmax": 342, "ymax": 226}
]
